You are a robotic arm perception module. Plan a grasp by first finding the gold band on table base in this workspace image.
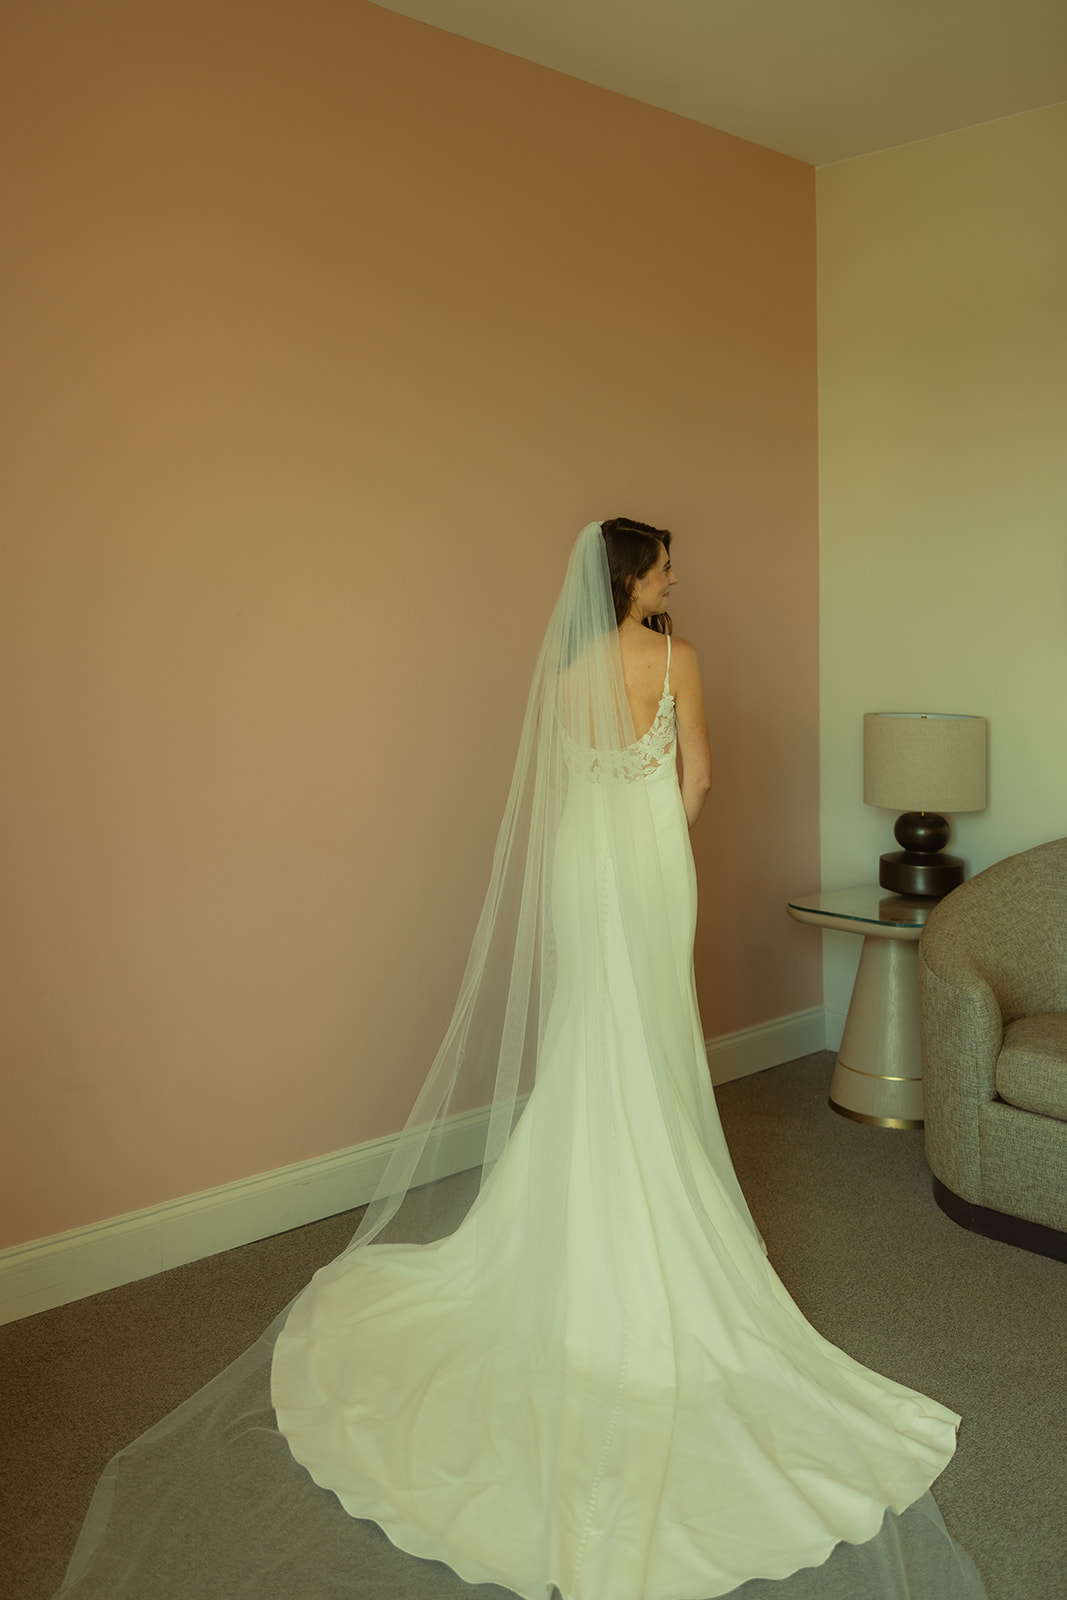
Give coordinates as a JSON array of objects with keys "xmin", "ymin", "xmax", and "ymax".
[
  {"xmin": 834, "ymin": 1059, "xmax": 922, "ymax": 1084},
  {"xmin": 828, "ymin": 1097, "xmax": 924, "ymax": 1131},
  {"xmin": 828, "ymin": 1057, "xmax": 924, "ymax": 1130}
]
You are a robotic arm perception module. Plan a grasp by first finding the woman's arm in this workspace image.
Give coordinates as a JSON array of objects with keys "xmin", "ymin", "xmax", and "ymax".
[{"xmin": 671, "ymin": 638, "xmax": 713, "ymax": 829}]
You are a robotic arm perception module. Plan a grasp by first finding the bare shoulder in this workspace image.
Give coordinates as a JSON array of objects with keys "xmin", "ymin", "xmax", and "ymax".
[
  {"xmin": 667, "ymin": 635, "xmax": 702, "ymax": 680},
  {"xmin": 620, "ymin": 624, "xmax": 671, "ymax": 674}
]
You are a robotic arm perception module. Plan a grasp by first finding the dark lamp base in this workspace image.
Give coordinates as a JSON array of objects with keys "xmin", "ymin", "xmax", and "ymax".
[
  {"xmin": 879, "ymin": 851, "xmax": 964, "ymax": 898},
  {"xmin": 879, "ymin": 810, "xmax": 963, "ymax": 899}
]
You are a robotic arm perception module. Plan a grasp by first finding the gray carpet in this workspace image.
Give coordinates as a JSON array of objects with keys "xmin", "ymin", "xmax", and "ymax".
[{"xmin": 3, "ymin": 1052, "xmax": 1065, "ymax": 1600}]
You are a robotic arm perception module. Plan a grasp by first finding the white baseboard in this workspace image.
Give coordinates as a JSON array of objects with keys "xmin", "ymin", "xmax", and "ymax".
[
  {"xmin": 0, "ymin": 1106, "xmax": 490, "ymax": 1328},
  {"xmin": 0, "ymin": 1007, "xmax": 826, "ymax": 1326},
  {"xmin": 707, "ymin": 1005, "xmax": 826, "ymax": 1086}
]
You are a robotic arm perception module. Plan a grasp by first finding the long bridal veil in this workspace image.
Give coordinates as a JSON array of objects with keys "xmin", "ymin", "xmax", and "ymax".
[
  {"xmin": 345, "ymin": 518, "xmax": 697, "ymax": 1257},
  {"xmin": 54, "ymin": 524, "xmax": 986, "ymax": 1600}
]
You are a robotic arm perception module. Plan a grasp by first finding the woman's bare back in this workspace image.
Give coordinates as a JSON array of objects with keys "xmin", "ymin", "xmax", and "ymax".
[
  {"xmin": 618, "ymin": 625, "xmax": 672, "ymax": 740},
  {"xmin": 617, "ymin": 622, "xmax": 712, "ymax": 828}
]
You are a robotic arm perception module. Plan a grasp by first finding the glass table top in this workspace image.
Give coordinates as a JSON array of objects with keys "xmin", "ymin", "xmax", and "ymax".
[{"xmin": 786, "ymin": 885, "xmax": 935, "ymax": 929}]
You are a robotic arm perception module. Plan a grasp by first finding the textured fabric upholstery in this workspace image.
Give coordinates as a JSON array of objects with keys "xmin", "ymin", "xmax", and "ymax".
[
  {"xmin": 996, "ymin": 1015, "xmax": 1067, "ymax": 1120},
  {"xmin": 918, "ymin": 836, "xmax": 1067, "ymax": 1234},
  {"xmin": 978, "ymin": 1100, "xmax": 1067, "ymax": 1233}
]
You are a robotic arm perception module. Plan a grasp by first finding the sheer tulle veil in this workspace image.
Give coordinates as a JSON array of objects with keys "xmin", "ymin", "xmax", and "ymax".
[
  {"xmin": 350, "ymin": 523, "xmax": 632, "ymax": 1233},
  {"xmin": 54, "ymin": 522, "xmax": 986, "ymax": 1600}
]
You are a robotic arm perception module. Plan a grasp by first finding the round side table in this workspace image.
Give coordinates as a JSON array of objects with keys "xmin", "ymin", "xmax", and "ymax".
[{"xmin": 786, "ymin": 886, "xmax": 934, "ymax": 1129}]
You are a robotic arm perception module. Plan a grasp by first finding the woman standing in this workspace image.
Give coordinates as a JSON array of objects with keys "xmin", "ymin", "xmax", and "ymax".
[{"xmin": 57, "ymin": 521, "xmax": 984, "ymax": 1600}]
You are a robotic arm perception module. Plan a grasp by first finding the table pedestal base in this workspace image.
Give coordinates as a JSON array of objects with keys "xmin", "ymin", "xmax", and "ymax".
[{"xmin": 829, "ymin": 935, "xmax": 924, "ymax": 1130}]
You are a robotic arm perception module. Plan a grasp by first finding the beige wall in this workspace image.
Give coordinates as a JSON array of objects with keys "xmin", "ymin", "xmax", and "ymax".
[
  {"xmin": 818, "ymin": 102, "xmax": 1067, "ymax": 1040},
  {"xmin": 1, "ymin": 0, "xmax": 820, "ymax": 1248}
]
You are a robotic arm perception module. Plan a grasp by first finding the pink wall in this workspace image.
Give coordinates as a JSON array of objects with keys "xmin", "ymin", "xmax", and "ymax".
[{"xmin": 0, "ymin": 0, "xmax": 819, "ymax": 1247}]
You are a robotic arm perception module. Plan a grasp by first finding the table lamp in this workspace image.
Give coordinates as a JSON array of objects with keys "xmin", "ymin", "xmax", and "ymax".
[{"xmin": 863, "ymin": 712, "xmax": 987, "ymax": 897}]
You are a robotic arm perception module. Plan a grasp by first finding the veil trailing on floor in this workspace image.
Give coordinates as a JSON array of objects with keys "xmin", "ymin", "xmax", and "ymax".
[{"xmin": 54, "ymin": 524, "xmax": 986, "ymax": 1600}]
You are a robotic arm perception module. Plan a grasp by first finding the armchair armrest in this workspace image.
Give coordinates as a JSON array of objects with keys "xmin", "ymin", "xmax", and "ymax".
[{"xmin": 918, "ymin": 939, "xmax": 1003, "ymax": 1203}]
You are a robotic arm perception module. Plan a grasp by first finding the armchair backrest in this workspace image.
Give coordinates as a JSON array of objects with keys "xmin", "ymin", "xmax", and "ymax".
[{"xmin": 920, "ymin": 837, "xmax": 1067, "ymax": 1024}]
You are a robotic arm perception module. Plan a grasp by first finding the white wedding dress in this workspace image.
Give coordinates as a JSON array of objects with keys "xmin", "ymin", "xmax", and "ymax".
[
  {"xmin": 270, "ymin": 644, "xmax": 964, "ymax": 1600},
  {"xmin": 55, "ymin": 527, "xmax": 984, "ymax": 1600}
]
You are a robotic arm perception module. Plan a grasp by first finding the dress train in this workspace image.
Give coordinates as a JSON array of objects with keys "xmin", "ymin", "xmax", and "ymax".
[{"xmin": 269, "ymin": 665, "xmax": 974, "ymax": 1600}]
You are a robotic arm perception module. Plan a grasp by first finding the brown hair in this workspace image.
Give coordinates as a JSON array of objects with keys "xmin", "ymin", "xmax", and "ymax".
[{"xmin": 600, "ymin": 517, "xmax": 673, "ymax": 633}]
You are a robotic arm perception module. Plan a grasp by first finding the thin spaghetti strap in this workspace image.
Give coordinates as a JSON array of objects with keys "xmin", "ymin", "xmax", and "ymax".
[{"xmin": 663, "ymin": 634, "xmax": 672, "ymax": 694}]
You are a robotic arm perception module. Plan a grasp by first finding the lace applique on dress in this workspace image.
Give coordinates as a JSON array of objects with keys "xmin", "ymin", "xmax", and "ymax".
[{"xmin": 563, "ymin": 662, "xmax": 676, "ymax": 783}]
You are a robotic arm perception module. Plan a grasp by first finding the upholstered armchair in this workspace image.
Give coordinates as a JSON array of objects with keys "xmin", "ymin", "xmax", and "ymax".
[{"xmin": 917, "ymin": 836, "xmax": 1067, "ymax": 1260}]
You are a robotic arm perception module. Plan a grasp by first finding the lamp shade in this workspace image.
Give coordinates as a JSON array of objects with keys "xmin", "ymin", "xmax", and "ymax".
[{"xmin": 863, "ymin": 713, "xmax": 987, "ymax": 814}]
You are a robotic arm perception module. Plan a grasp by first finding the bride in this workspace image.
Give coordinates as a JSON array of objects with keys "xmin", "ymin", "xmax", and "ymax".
[{"xmin": 57, "ymin": 520, "xmax": 985, "ymax": 1600}]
